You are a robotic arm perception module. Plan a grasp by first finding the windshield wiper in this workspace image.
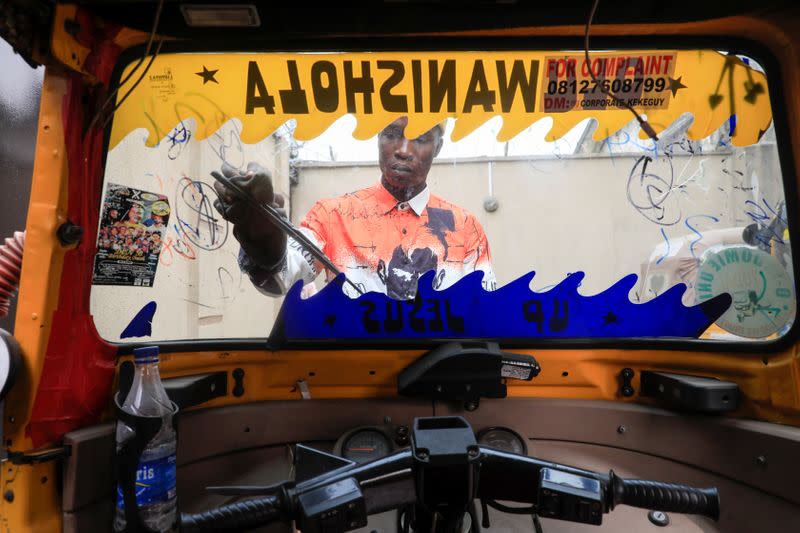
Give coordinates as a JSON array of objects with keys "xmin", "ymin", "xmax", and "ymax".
[{"xmin": 211, "ymin": 171, "xmax": 364, "ymax": 295}]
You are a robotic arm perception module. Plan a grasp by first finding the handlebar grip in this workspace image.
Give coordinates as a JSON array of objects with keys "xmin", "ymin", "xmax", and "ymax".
[
  {"xmin": 180, "ymin": 495, "xmax": 285, "ymax": 532},
  {"xmin": 609, "ymin": 471, "xmax": 720, "ymax": 521}
]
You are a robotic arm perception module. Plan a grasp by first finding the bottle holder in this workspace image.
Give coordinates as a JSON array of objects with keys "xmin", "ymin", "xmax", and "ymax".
[{"xmin": 114, "ymin": 392, "xmax": 180, "ymax": 533}]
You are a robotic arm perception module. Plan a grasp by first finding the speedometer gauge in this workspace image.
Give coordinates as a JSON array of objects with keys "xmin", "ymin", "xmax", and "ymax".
[
  {"xmin": 342, "ymin": 429, "xmax": 392, "ymax": 464},
  {"xmin": 477, "ymin": 427, "xmax": 527, "ymax": 455}
]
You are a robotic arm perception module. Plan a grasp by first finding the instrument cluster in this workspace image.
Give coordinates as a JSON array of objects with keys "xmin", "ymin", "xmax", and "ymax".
[{"xmin": 333, "ymin": 423, "xmax": 527, "ymax": 463}]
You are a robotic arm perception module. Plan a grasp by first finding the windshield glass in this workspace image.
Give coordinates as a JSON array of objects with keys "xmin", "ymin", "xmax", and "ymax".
[{"xmin": 92, "ymin": 48, "xmax": 795, "ymax": 344}]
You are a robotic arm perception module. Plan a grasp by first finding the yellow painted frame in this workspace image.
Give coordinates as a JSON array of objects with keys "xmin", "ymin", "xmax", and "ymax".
[
  {"xmin": 2, "ymin": 6, "xmax": 800, "ymax": 532},
  {"xmin": 1, "ymin": 72, "xmax": 70, "ymax": 532}
]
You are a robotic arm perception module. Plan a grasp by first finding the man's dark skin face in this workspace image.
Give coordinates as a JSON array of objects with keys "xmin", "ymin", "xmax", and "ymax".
[{"xmin": 378, "ymin": 117, "xmax": 443, "ymax": 201}]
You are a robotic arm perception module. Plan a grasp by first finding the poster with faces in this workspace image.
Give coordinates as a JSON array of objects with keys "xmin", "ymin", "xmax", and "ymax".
[{"xmin": 92, "ymin": 183, "xmax": 171, "ymax": 287}]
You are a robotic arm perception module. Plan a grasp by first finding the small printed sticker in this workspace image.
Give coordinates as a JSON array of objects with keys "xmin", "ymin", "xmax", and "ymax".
[
  {"xmin": 501, "ymin": 362, "xmax": 533, "ymax": 380},
  {"xmin": 696, "ymin": 245, "xmax": 795, "ymax": 338},
  {"xmin": 540, "ymin": 52, "xmax": 679, "ymax": 113}
]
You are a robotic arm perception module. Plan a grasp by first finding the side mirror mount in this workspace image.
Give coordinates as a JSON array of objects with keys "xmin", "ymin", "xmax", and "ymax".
[{"xmin": 397, "ymin": 342, "xmax": 540, "ymax": 409}]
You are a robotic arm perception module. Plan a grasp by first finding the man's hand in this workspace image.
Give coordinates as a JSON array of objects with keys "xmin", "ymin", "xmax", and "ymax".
[{"xmin": 212, "ymin": 161, "xmax": 288, "ymax": 269}]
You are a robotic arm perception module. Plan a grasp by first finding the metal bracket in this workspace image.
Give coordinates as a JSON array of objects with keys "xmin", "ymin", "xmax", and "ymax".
[
  {"xmin": 294, "ymin": 444, "xmax": 353, "ymax": 482},
  {"xmin": 232, "ymin": 367, "xmax": 245, "ymax": 397},
  {"xmin": 619, "ymin": 368, "xmax": 635, "ymax": 397},
  {"xmin": 296, "ymin": 379, "xmax": 311, "ymax": 400},
  {"xmin": 5, "ymin": 445, "xmax": 71, "ymax": 465}
]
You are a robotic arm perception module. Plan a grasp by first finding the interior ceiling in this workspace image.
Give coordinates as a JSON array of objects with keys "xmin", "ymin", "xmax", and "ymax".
[{"xmin": 70, "ymin": 0, "xmax": 793, "ymax": 40}]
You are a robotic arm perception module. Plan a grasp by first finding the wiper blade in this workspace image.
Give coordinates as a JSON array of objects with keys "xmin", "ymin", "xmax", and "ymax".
[{"xmin": 211, "ymin": 171, "xmax": 364, "ymax": 295}]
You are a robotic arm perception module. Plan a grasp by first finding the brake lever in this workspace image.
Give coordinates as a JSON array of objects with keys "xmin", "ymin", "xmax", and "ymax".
[
  {"xmin": 478, "ymin": 447, "xmax": 719, "ymax": 524},
  {"xmin": 205, "ymin": 450, "xmax": 414, "ymax": 501}
]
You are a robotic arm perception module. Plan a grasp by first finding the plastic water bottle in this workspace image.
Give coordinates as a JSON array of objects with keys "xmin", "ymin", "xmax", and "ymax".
[{"xmin": 114, "ymin": 346, "xmax": 177, "ymax": 532}]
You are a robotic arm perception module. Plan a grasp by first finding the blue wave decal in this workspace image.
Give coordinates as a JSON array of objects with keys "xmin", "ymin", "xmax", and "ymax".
[
  {"xmin": 271, "ymin": 271, "xmax": 731, "ymax": 341},
  {"xmin": 121, "ymin": 301, "xmax": 157, "ymax": 338}
]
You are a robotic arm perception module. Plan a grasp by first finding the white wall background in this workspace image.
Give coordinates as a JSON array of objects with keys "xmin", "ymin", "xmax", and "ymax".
[{"xmin": 293, "ymin": 149, "xmax": 774, "ymax": 295}]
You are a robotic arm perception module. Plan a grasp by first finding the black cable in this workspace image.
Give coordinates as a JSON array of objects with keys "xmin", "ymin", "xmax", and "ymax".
[
  {"xmin": 480, "ymin": 500, "xmax": 491, "ymax": 528},
  {"xmin": 397, "ymin": 505, "xmax": 413, "ymax": 533},
  {"xmin": 86, "ymin": 0, "xmax": 164, "ymax": 135},
  {"xmin": 468, "ymin": 501, "xmax": 481, "ymax": 533},
  {"xmin": 482, "ymin": 500, "xmax": 545, "ymax": 531},
  {"xmin": 396, "ymin": 506, "xmax": 403, "ymax": 533},
  {"xmin": 109, "ymin": 0, "xmax": 162, "ymax": 93},
  {"xmin": 532, "ymin": 513, "xmax": 544, "ymax": 533},
  {"xmin": 85, "ymin": 38, "xmax": 163, "ymax": 193},
  {"xmin": 101, "ymin": 38, "xmax": 164, "ymax": 130},
  {"xmin": 584, "ymin": 0, "xmax": 658, "ymax": 141},
  {"xmin": 82, "ymin": 0, "xmax": 164, "ymax": 224},
  {"xmin": 486, "ymin": 500, "xmax": 537, "ymax": 515}
]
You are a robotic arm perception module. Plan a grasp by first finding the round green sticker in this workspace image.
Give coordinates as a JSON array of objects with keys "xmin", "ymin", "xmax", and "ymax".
[{"xmin": 696, "ymin": 245, "xmax": 795, "ymax": 338}]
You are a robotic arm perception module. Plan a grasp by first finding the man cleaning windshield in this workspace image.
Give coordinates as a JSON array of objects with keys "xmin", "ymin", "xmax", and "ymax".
[{"xmin": 213, "ymin": 117, "xmax": 496, "ymax": 300}]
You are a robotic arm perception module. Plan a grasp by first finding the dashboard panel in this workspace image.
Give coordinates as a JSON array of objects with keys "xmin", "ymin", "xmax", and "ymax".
[{"xmin": 61, "ymin": 398, "xmax": 800, "ymax": 532}]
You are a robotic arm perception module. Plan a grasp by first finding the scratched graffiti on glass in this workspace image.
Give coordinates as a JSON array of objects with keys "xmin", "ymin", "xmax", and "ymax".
[{"xmin": 93, "ymin": 50, "xmax": 794, "ymax": 343}]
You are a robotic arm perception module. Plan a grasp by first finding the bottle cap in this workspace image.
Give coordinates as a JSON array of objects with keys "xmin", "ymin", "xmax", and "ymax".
[{"xmin": 133, "ymin": 346, "xmax": 159, "ymax": 362}]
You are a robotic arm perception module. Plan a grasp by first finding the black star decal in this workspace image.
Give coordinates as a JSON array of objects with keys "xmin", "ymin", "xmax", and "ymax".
[
  {"xmin": 667, "ymin": 76, "xmax": 687, "ymax": 97},
  {"xmin": 602, "ymin": 311, "xmax": 619, "ymax": 326},
  {"xmin": 195, "ymin": 66, "xmax": 219, "ymax": 84},
  {"xmin": 324, "ymin": 315, "xmax": 337, "ymax": 328}
]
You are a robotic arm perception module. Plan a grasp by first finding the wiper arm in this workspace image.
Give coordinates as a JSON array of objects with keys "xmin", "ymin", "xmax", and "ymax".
[{"xmin": 211, "ymin": 172, "xmax": 364, "ymax": 295}]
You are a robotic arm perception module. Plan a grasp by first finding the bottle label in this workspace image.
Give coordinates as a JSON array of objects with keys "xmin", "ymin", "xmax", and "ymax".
[{"xmin": 116, "ymin": 454, "xmax": 177, "ymax": 509}]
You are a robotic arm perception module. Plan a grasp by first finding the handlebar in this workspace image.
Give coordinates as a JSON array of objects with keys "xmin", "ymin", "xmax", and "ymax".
[
  {"xmin": 607, "ymin": 471, "xmax": 719, "ymax": 519},
  {"xmin": 180, "ymin": 445, "xmax": 719, "ymax": 532},
  {"xmin": 181, "ymin": 495, "xmax": 285, "ymax": 532}
]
